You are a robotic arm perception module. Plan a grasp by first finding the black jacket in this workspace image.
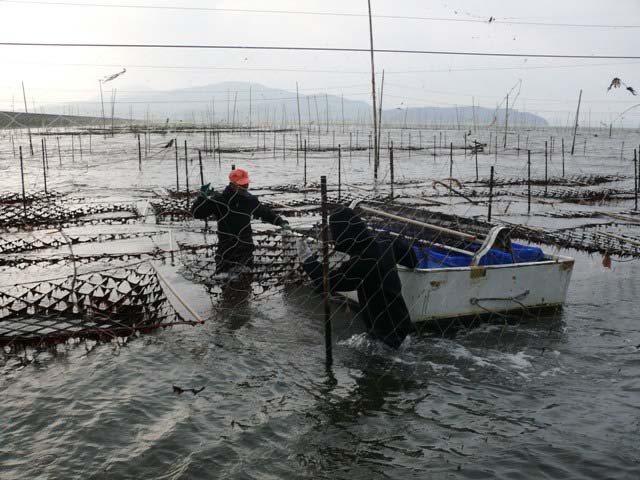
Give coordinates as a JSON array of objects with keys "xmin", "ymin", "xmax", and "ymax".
[
  {"xmin": 303, "ymin": 207, "xmax": 415, "ymax": 349},
  {"xmin": 191, "ymin": 184, "xmax": 286, "ymax": 268}
]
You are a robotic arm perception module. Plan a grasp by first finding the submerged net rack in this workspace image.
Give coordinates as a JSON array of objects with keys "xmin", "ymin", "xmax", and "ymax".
[
  {"xmin": 0, "ymin": 190, "xmax": 64, "ymax": 204},
  {"xmin": 0, "ymin": 200, "xmax": 140, "ymax": 230},
  {"xmin": 361, "ymin": 201, "xmax": 640, "ymax": 258},
  {"xmin": 150, "ymin": 198, "xmax": 192, "ymax": 223},
  {"xmin": 0, "ymin": 230, "xmax": 165, "ymax": 255},
  {"xmin": 178, "ymin": 232, "xmax": 302, "ymax": 301},
  {"xmin": 0, "ymin": 263, "xmax": 189, "ymax": 348},
  {"xmin": 474, "ymin": 174, "xmax": 627, "ymax": 187}
]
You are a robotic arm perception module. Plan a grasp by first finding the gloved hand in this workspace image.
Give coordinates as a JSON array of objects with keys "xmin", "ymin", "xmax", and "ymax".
[
  {"xmin": 280, "ymin": 222, "xmax": 292, "ymax": 232},
  {"xmin": 296, "ymin": 238, "xmax": 314, "ymax": 262},
  {"xmin": 199, "ymin": 183, "xmax": 212, "ymax": 197}
]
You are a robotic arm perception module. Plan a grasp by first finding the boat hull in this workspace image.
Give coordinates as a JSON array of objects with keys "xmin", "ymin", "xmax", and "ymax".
[{"xmin": 340, "ymin": 255, "xmax": 574, "ymax": 323}]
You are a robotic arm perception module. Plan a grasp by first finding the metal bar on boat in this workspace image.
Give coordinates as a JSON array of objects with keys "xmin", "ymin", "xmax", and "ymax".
[
  {"xmin": 371, "ymin": 228, "xmax": 474, "ymax": 256},
  {"xmin": 359, "ymin": 205, "xmax": 477, "ymax": 242}
]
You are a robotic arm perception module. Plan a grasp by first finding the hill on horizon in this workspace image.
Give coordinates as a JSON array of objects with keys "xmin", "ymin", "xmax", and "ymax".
[{"xmin": 39, "ymin": 81, "xmax": 548, "ymax": 128}]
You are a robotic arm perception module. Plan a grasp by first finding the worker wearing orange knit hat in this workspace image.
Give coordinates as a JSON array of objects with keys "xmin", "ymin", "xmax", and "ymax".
[{"xmin": 191, "ymin": 168, "xmax": 290, "ymax": 274}]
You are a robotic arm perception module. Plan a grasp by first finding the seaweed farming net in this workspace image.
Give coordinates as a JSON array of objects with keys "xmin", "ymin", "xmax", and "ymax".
[
  {"xmin": 0, "ymin": 197, "xmax": 139, "ymax": 230},
  {"xmin": 0, "ymin": 262, "xmax": 188, "ymax": 349}
]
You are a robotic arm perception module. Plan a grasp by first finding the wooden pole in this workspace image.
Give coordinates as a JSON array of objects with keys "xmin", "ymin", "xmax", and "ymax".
[
  {"xmin": 22, "ymin": 81, "xmax": 34, "ymax": 156},
  {"xmin": 175, "ymin": 138, "xmax": 179, "ymax": 194},
  {"xmin": 377, "ymin": 69, "xmax": 385, "ymax": 172},
  {"xmin": 137, "ymin": 134, "xmax": 142, "ymax": 171},
  {"xmin": 338, "ymin": 145, "xmax": 342, "ymax": 201},
  {"xmin": 19, "ymin": 146, "xmax": 26, "ymax": 217},
  {"xmin": 475, "ymin": 147, "xmax": 479, "ymax": 182},
  {"xmin": 634, "ymin": 148, "xmax": 638, "ymax": 211},
  {"xmin": 562, "ymin": 137, "xmax": 565, "ymax": 177},
  {"xmin": 57, "ymin": 136, "xmax": 62, "ymax": 166},
  {"xmin": 41, "ymin": 138, "xmax": 47, "ymax": 194},
  {"xmin": 296, "ymin": 82, "xmax": 302, "ymax": 135},
  {"xmin": 184, "ymin": 140, "xmax": 189, "ymax": 206},
  {"xmin": 341, "ymin": 93, "xmax": 345, "ymax": 133},
  {"xmin": 544, "ymin": 140, "xmax": 548, "ymax": 196},
  {"xmin": 303, "ymin": 139, "xmax": 307, "ymax": 187},
  {"xmin": 390, "ymin": 142, "xmax": 394, "ymax": 200},
  {"xmin": 367, "ymin": 0, "xmax": 379, "ymax": 180},
  {"xmin": 570, "ymin": 89, "xmax": 582, "ymax": 155},
  {"xmin": 199, "ymin": 163, "xmax": 209, "ymax": 261},
  {"xmin": 43, "ymin": 137, "xmax": 49, "ymax": 170},
  {"xmin": 320, "ymin": 175, "xmax": 333, "ymax": 368},
  {"xmin": 503, "ymin": 93, "xmax": 509, "ymax": 148},
  {"xmin": 527, "ymin": 150, "xmax": 531, "ymax": 214},
  {"xmin": 198, "ymin": 150, "xmax": 204, "ymax": 185},
  {"xmin": 488, "ymin": 166, "xmax": 494, "ymax": 222}
]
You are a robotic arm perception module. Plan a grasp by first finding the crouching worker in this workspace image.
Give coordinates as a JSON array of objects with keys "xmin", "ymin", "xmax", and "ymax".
[
  {"xmin": 296, "ymin": 206, "xmax": 415, "ymax": 349},
  {"xmin": 191, "ymin": 168, "xmax": 290, "ymax": 275}
]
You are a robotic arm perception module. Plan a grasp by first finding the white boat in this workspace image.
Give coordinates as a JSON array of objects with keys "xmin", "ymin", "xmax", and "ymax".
[{"xmin": 338, "ymin": 206, "xmax": 575, "ymax": 324}]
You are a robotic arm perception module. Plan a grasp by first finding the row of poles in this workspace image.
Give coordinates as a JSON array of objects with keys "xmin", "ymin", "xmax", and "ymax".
[{"xmin": 10, "ymin": 128, "xmax": 640, "ymax": 225}]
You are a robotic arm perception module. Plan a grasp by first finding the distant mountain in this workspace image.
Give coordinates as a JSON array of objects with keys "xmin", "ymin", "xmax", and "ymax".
[
  {"xmin": 380, "ymin": 105, "xmax": 547, "ymax": 128},
  {"xmin": 38, "ymin": 81, "xmax": 548, "ymax": 127},
  {"xmin": 0, "ymin": 110, "xmax": 106, "ymax": 129}
]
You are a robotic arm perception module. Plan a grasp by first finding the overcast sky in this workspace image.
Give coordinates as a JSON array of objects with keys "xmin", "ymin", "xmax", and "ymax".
[{"xmin": 1, "ymin": 0, "xmax": 640, "ymax": 126}]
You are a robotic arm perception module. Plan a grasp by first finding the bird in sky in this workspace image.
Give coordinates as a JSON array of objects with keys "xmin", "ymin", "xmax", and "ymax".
[{"xmin": 607, "ymin": 77, "xmax": 637, "ymax": 95}]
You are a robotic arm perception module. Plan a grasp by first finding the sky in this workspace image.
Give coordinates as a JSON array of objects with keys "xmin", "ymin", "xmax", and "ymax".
[{"xmin": 1, "ymin": 0, "xmax": 640, "ymax": 126}]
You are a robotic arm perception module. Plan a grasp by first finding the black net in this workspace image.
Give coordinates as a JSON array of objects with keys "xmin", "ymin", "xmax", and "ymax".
[{"xmin": 0, "ymin": 262, "xmax": 187, "ymax": 349}]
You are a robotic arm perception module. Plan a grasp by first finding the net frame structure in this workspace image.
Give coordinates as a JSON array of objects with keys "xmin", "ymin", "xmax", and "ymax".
[{"xmin": 0, "ymin": 262, "xmax": 195, "ymax": 350}]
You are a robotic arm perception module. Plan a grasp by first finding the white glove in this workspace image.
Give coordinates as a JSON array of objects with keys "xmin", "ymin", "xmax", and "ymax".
[{"xmin": 296, "ymin": 238, "xmax": 313, "ymax": 262}]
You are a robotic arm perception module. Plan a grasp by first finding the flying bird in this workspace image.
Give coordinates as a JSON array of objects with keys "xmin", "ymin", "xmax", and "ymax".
[
  {"xmin": 607, "ymin": 77, "xmax": 636, "ymax": 95},
  {"xmin": 101, "ymin": 68, "xmax": 126, "ymax": 84},
  {"xmin": 163, "ymin": 139, "xmax": 175, "ymax": 149}
]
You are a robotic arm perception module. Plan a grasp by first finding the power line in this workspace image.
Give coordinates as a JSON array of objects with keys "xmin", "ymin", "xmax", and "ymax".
[
  {"xmin": 1, "ymin": 0, "xmax": 639, "ymax": 29},
  {"xmin": 1, "ymin": 58, "xmax": 639, "ymax": 77},
  {"xmin": 1, "ymin": 41, "xmax": 640, "ymax": 59}
]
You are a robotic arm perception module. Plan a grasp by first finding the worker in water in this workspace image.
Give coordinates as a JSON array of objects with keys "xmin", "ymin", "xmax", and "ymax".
[
  {"xmin": 191, "ymin": 168, "xmax": 290, "ymax": 275},
  {"xmin": 296, "ymin": 206, "xmax": 416, "ymax": 349}
]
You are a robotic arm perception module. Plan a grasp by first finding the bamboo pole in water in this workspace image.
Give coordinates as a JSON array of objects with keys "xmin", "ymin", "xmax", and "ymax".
[
  {"xmin": 338, "ymin": 145, "xmax": 342, "ymax": 202},
  {"xmin": 390, "ymin": 141, "xmax": 394, "ymax": 200},
  {"xmin": 488, "ymin": 166, "xmax": 494, "ymax": 222},
  {"xmin": 22, "ymin": 81, "xmax": 34, "ymax": 156},
  {"xmin": 184, "ymin": 140, "xmax": 190, "ymax": 207},
  {"xmin": 634, "ymin": 149, "xmax": 638, "ymax": 211},
  {"xmin": 19, "ymin": 146, "xmax": 26, "ymax": 217},
  {"xmin": 544, "ymin": 141, "xmax": 548, "ymax": 196},
  {"xmin": 41, "ymin": 138, "xmax": 47, "ymax": 194},
  {"xmin": 175, "ymin": 138, "xmax": 179, "ymax": 194},
  {"xmin": 570, "ymin": 89, "xmax": 582, "ymax": 155},
  {"xmin": 367, "ymin": 0, "xmax": 379, "ymax": 181},
  {"xmin": 320, "ymin": 175, "xmax": 333, "ymax": 368},
  {"xmin": 527, "ymin": 150, "xmax": 531, "ymax": 214}
]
